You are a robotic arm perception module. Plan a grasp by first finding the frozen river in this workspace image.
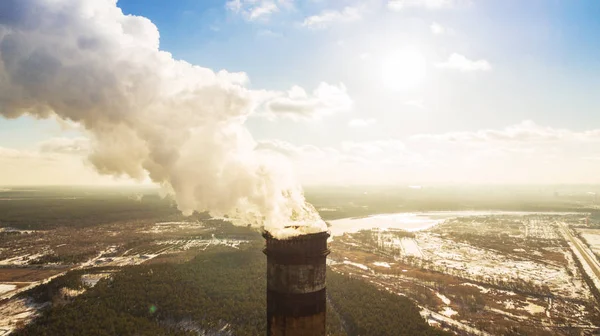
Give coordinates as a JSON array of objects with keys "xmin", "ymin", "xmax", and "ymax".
[{"xmin": 327, "ymin": 210, "xmax": 583, "ymax": 236}]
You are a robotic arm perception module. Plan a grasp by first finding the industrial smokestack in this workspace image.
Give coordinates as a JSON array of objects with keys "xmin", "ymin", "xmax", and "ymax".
[{"xmin": 263, "ymin": 230, "xmax": 330, "ymax": 336}]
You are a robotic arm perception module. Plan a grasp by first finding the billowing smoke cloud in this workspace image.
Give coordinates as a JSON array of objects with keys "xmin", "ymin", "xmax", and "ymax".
[{"xmin": 0, "ymin": 0, "xmax": 327, "ymax": 238}]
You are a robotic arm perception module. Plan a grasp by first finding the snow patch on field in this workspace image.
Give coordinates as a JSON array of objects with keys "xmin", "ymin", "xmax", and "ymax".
[
  {"xmin": 440, "ymin": 307, "xmax": 458, "ymax": 317},
  {"xmin": 0, "ymin": 298, "xmax": 47, "ymax": 335},
  {"xmin": 343, "ymin": 261, "xmax": 369, "ymax": 270},
  {"xmin": 156, "ymin": 237, "xmax": 248, "ymax": 251},
  {"xmin": 435, "ymin": 292, "xmax": 451, "ymax": 305},
  {"xmin": 579, "ymin": 229, "xmax": 600, "ymax": 255},
  {"xmin": 81, "ymin": 273, "xmax": 112, "ymax": 287},
  {"xmin": 400, "ymin": 238, "xmax": 423, "ymax": 258},
  {"xmin": 373, "ymin": 262, "xmax": 391, "ymax": 268},
  {"xmin": 144, "ymin": 221, "xmax": 204, "ymax": 234},
  {"xmin": 60, "ymin": 287, "xmax": 86, "ymax": 298},
  {"xmin": 0, "ymin": 227, "xmax": 36, "ymax": 234},
  {"xmin": 0, "ymin": 284, "xmax": 16, "ymax": 295},
  {"xmin": 417, "ymin": 233, "xmax": 582, "ymax": 299},
  {"xmin": 488, "ymin": 308, "xmax": 524, "ymax": 320},
  {"xmin": 461, "ymin": 283, "xmax": 490, "ymax": 294},
  {"xmin": 523, "ymin": 301, "xmax": 545, "ymax": 315},
  {"xmin": 566, "ymin": 239, "xmax": 600, "ymax": 291},
  {"xmin": 0, "ymin": 253, "xmax": 47, "ymax": 266}
]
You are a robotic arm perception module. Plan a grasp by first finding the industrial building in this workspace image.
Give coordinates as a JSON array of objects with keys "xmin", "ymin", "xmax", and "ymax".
[{"xmin": 263, "ymin": 230, "xmax": 330, "ymax": 336}]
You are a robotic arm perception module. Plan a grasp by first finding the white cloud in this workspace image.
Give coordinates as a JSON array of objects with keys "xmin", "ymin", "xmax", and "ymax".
[
  {"xmin": 257, "ymin": 29, "xmax": 283, "ymax": 38},
  {"xmin": 430, "ymin": 22, "xmax": 450, "ymax": 35},
  {"xmin": 388, "ymin": 0, "xmax": 455, "ymax": 11},
  {"xmin": 38, "ymin": 137, "xmax": 90, "ymax": 155},
  {"xmin": 302, "ymin": 6, "xmax": 362, "ymax": 29},
  {"xmin": 255, "ymin": 121, "xmax": 600, "ymax": 185},
  {"xmin": 436, "ymin": 53, "xmax": 492, "ymax": 72},
  {"xmin": 226, "ymin": 0, "xmax": 291, "ymax": 21},
  {"xmin": 412, "ymin": 120, "xmax": 598, "ymax": 143},
  {"xmin": 404, "ymin": 100, "xmax": 425, "ymax": 110},
  {"xmin": 358, "ymin": 52, "xmax": 371, "ymax": 60},
  {"xmin": 407, "ymin": 121, "xmax": 600, "ymax": 184},
  {"xmin": 255, "ymin": 139, "xmax": 418, "ymax": 185},
  {"xmin": 348, "ymin": 118, "xmax": 377, "ymax": 127},
  {"xmin": 261, "ymin": 82, "xmax": 353, "ymax": 120}
]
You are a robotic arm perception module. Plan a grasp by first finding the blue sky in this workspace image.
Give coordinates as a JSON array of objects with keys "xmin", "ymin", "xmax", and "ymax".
[
  {"xmin": 2, "ymin": 0, "xmax": 600, "ymax": 185},
  {"xmin": 112, "ymin": 0, "xmax": 600, "ymax": 131},
  {"xmin": 118, "ymin": 0, "xmax": 600, "ymax": 144}
]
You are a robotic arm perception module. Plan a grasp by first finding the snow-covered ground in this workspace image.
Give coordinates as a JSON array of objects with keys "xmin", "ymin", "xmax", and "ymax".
[
  {"xmin": 143, "ymin": 221, "xmax": 204, "ymax": 234},
  {"xmin": 415, "ymin": 232, "xmax": 586, "ymax": 299},
  {"xmin": 0, "ymin": 284, "xmax": 16, "ymax": 295},
  {"xmin": 0, "ymin": 227, "xmax": 36, "ymax": 234},
  {"xmin": 523, "ymin": 218, "xmax": 560, "ymax": 240},
  {"xmin": 523, "ymin": 301, "xmax": 545, "ymax": 315},
  {"xmin": 579, "ymin": 229, "xmax": 600, "ymax": 255},
  {"xmin": 400, "ymin": 238, "xmax": 423, "ymax": 258},
  {"xmin": 328, "ymin": 211, "xmax": 581, "ymax": 236},
  {"xmin": 343, "ymin": 260, "xmax": 369, "ymax": 270},
  {"xmin": 88, "ymin": 254, "xmax": 158, "ymax": 267},
  {"xmin": 372, "ymin": 261, "xmax": 391, "ymax": 268},
  {"xmin": 374, "ymin": 232, "xmax": 423, "ymax": 258},
  {"xmin": 0, "ymin": 253, "xmax": 48, "ymax": 266},
  {"xmin": 435, "ymin": 292, "xmax": 451, "ymax": 305},
  {"xmin": 440, "ymin": 306, "xmax": 458, "ymax": 317},
  {"xmin": 461, "ymin": 283, "xmax": 491, "ymax": 294},
  {"xmin": 59, "ymin": 287, "xmax": 86, "ymax": 298},
  {"xmin": 0, "ymin": 298, "xmax": 47, "ymax": 336},
  {"xmin": 156, "ymin": 236, "xmax": 248, "ymax": 251},
  {"xmin": 81, "ymin": 273, "xmax": 112, "ymax": 287}
]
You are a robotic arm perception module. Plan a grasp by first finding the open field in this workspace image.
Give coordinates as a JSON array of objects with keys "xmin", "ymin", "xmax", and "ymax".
[{"xmin": 329, "ymin": 213, "xmax": 600, "ymax": 335}]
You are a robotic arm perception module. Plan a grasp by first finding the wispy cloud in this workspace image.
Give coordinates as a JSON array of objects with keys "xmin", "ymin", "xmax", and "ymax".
[
  {"xmin": 302, "ymin": 6, "xmax": 362, "ymax": 29},
  {"xmin": 430, "ymin": 22, "xmax": 452, "ymax": 35},
  {"xmin": 257, "ymin": 121, "xmax": 600, "ymax": 185},
  {"xmin": 404, "ymin": 100, "xmax": 426, "ymax": 110},
  {"xmin": 257, "ymin": 29, "xmax": 283, "ymax": 38},
  {"xmin": 348, "ymin": 118, "xmax": 377, "ymax": 127},
  {"xmin": 388, "ymin": 0, "xmax": 456, "ymax": 11},
  {"xmin": 411, "ymin": 120, "xmax": 597, "ymax": 143},
  {"xmin": 38, "ymin": 137, "xmax": 90, "ymax": 155},
  {"xmin": 436, "ymin": 53, "xmax": 491, "ymax": 72},
  {"xmin": 226, "ymin": 0, "xmax": 290, "ymax": 21},
  {"xmin": 261, "ymin": 83, "xmax": 353, "ymax": 120}
]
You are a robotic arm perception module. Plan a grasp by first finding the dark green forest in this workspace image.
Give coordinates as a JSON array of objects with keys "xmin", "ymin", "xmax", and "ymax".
[
  {"xmin": 0, "ymin": 195, "xmax": 182, "ymax": 230},
  {"xmin": 2, "ymin": 185, "xmax": 597, "ymax": 231},
  {"xmin": 13, "ymin": 244, "xmax": 447, "ymax": 336}
]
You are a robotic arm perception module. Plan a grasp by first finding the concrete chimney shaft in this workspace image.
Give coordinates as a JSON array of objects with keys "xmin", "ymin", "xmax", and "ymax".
[{"xmin": 263, "ymin": 230, "xmax": 330, "ymax": 336}]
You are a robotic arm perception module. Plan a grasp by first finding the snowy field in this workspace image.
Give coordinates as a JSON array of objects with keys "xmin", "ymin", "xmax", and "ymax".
[
  {"xmin": 328, "ymin": 211, "xmax": 581, "ymax": 236},
  {"xmin": 156, "ymin": 237, "xmax": 248, "ymax": 251},
  {"xmin": 0, "ymin": 284, "xmax": 16, "ymax": 295},
  {"xmin": 143, "ymin": 221, "xmax": 205, "ymax": 234},
  {"xmin": 0, "ymin": 253, "xmax": 48, "ymax": 266},
  {"xmin": 579, "ymin": 229, "xmax": 600, "ymax": 255},
  {"xmin": 0, "ymin": 298, "xmax": 47, "ymax": 335},
  {"xmin": 415, "ymin": 232, "xmax": 587, "ymax": 299}
]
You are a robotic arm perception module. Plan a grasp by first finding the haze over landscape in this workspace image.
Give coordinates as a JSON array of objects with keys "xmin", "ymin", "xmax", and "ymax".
[{"xmin": 2, "ymin": 1, "xmax": 600, "ymax": 335}]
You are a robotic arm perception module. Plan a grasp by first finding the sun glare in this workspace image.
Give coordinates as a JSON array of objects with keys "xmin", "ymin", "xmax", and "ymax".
[{"xmin": 381, "ymin": 48, "xmax": 427, "ymax": 91}]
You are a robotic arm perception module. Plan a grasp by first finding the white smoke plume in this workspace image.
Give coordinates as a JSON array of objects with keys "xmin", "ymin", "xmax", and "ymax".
[{"xmin": 0, "ymin": 0, "xmax": 329, "ymax": 238}]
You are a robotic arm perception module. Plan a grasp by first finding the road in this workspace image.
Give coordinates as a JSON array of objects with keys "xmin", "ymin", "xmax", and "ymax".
[{"xmin": 558, "ymin": 222, "xmax": 600, "ymax": 283}]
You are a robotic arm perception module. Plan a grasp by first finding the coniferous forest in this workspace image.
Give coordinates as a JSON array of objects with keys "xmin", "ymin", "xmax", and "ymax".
[{"xmin": 13, "ymin": 243, "xmax": 449, "ymax": 336}]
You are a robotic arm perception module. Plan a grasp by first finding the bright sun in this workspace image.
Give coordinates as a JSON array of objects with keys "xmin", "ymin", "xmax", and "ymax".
[{"xmin": 381, "ymin": 48, "xmax": 427, "ymax": 91}]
